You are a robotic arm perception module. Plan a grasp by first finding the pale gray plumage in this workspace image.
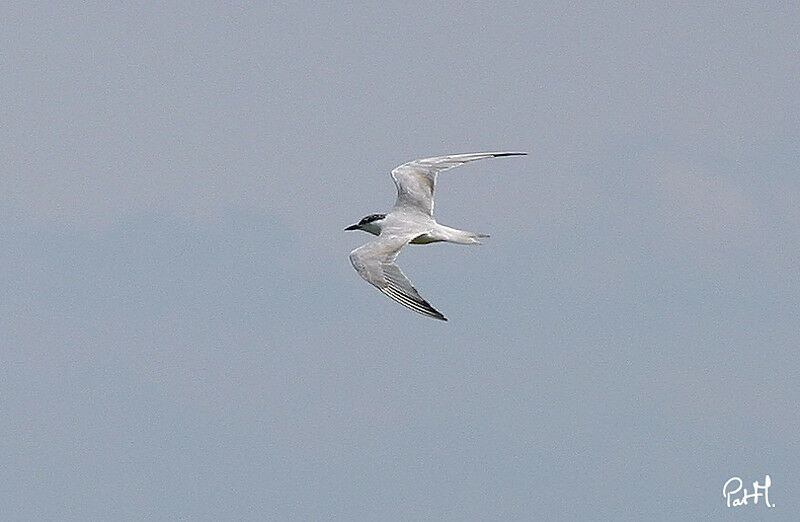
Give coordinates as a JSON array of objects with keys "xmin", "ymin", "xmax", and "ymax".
[
  {"xmin": 349, "ymin": 232, "xmax": 445, "ymax": 320},
  {"xmin": 347, "ymin": 151, "xmax": 526, "ymax": 320}
]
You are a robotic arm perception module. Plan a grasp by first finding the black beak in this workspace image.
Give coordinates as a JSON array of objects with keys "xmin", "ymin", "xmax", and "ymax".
[{"xmin": 345, "ymin": 224, "xmax": 360, "ymax": 231}]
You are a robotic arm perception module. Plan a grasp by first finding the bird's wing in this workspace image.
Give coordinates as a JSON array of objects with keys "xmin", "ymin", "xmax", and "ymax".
[
  {"xmin": 349, "ymin": 232, "xmax": 447, "ymax": 321},
  {"xmin": 390, "ymin": 151, "xmax": 527, "ymax": 215}
]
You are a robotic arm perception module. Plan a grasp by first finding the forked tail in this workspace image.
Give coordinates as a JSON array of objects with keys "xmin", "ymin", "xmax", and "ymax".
[
  {"xmin": 469, "ymin": 232, "xmax": 490, "ymax": 244},
  {"xmin": 438, "ymin": 225, "xmax": 490, "ymax": 245}
]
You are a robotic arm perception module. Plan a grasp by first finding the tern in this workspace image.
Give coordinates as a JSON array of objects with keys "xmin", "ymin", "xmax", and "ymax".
[{"xmin": 346, "ymin": 151, "xmax": 526, "ymax": 321}]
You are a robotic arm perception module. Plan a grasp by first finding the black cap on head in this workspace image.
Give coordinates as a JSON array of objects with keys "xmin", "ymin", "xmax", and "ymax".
[{"xmin": 359, "ymin": 213, "xmax": 385, "ymax": 225}]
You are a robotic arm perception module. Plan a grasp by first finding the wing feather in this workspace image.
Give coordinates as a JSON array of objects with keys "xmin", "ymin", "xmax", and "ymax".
[
  {"xmin": 349, "ymin": 234, "xmax": 447, "ymax": 321},
  {"xmin": 390, "ymin": 151, "xmax": 526, "ymax": 215}
]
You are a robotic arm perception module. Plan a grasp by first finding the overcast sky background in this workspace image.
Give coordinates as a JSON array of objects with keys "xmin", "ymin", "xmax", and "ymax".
[{"xmin": 2, "ymin": 3, "xmax": 798, "ymax": 520}]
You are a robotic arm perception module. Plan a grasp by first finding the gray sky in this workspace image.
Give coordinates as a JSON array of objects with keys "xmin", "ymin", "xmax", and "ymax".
[{"xmin": 2, "ymin": 3, "xmax": 798, "ymax": 520}]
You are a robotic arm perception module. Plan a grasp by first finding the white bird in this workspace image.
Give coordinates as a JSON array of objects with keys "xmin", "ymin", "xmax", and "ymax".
[{"xmin": 346, "ymin": 151, "xmax": 526, "ymax": 321}]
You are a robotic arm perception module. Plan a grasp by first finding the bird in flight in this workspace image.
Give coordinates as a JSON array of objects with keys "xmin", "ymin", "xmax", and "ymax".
[{"xmin": 346, "ymin": 151, "xmax": 526, "ymax": 321}]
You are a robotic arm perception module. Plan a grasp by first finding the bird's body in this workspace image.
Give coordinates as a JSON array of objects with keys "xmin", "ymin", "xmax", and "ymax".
[{"xmin": 346, "ymin": 151, "xmax": 526, "ymax": 321}]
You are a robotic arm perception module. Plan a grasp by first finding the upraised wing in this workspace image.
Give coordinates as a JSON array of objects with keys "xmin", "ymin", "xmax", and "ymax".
[
  {"xmin": 390, "ymin": 151, "xmax": 526, "ymax": 215},
  {"xmin": 349, "ymin": 232, "xmax": 447, "ymax": 321}
]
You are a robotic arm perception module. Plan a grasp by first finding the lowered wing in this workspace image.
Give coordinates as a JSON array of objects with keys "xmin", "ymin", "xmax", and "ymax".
[{"xmin": 349, "ymin": 232, "xmax": 447, "ymax": 321}]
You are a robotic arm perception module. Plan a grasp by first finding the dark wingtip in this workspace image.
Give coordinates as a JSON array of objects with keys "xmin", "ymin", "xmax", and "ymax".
[
  {"xmin": 492, "ymin": 152, "xmax": 527, "ymax": 157},
  {"xmin": 425, "ymin": 305, "xmax": 447, "ymax": 321},
  {"xmin": 421, "ymin": 299, "xmax": 447, "ymax": 321}
]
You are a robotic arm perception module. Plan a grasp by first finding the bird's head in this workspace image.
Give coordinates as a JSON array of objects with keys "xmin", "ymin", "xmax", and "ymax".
[{"xmin": 345, "ymin": 213, "xmax": 386, "ymax": 236}]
